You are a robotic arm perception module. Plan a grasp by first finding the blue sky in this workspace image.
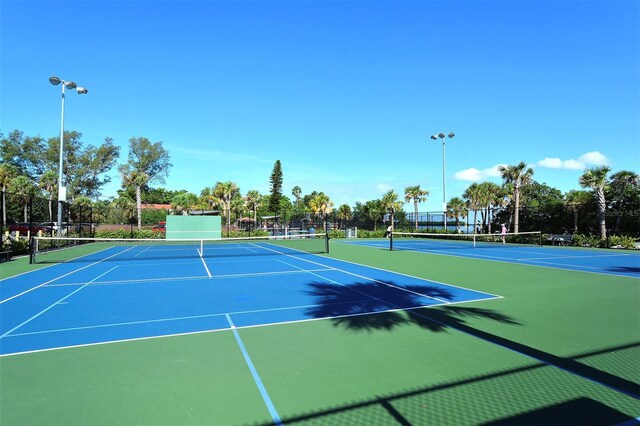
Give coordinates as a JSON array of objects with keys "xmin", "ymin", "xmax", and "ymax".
[{"xmin": 1, "ymin": 0, "xmax": 638, "ymax": 212}]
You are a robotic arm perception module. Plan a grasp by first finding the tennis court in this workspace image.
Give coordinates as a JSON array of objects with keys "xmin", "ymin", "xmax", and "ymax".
[
  {"xmin": 1, "ymin": 235, "xmax": 639, "ymax": 425},
  {"xmin": 346, "ymin": 232, "xmax": 640, "ymax": 278}
]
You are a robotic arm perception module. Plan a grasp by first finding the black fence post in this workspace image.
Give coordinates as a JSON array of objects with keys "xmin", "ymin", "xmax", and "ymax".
[
  {"xmin": 0, "ymin": 190, "xmax": 4, "ymax": 252},
  {"xmin": 79, "ymin": 206, "xmax": 83, "ymax": 238}
]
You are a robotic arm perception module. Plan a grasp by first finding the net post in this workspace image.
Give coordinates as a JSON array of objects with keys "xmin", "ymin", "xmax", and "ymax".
[
  {"xmin": 389, "ymin": 230, "xmax": 394, "ymax": 251},
  {"xmin": 325, "ymin": 231, "xmax": 330, "ymax": 253},
  {"xmin": 29, "ymin": 237, "xmax": 36, "ymax": 264}
]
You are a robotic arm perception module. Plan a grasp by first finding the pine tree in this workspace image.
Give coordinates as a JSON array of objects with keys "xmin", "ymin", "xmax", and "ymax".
[{"xmin": 269, "ymin": 160, "xmax": 283, "ymax": 213}]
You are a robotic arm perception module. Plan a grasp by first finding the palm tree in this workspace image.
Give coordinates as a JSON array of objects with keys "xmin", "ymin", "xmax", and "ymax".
[
  {"xmin": 337, "ymin": 204, "xmax": 352, "ymax": 230},
  {"xmin": 404, "ymin": 185, "xmax": 429, "ymax": 230},
  {"xmin": 446, "ymin": 197, "xmax": 467, "ymax": 233},
  {"xmin": 111, "ymin": 194, "xmax": 136, "ymax": 224},
  {"xmin": 579, "ymin": 166, "xmax": 611, "ymax": 239},
  {"xmin": 39, "ymin": 170, "xmax": 58, "ymax": 223},
  {"xmin": 564, "ymin": 190, "xmax": 591, "ymax": 233},
  {"xmin": 73, "ymin": 196, "xmax": 93, "ymax": 234},
  {"xmin": 475, "ymin": 182, "xmax": 491, "ymax": 231},
  {"xmin": 119, "ymin": 168, "xmax": 149, "ymax": 230},
  {"xmin": 382, "ymin": 190, "xmax": 404, "ymax": 231},
  {"xmin": 0, "ymin": 164, "xmax": 18, "ymax": 226},
  {"xmin": 9, "ymin": 176, "xmax": 38, "ymax": 223},
  {"xmin": 291, "ymin": 186, "xmax": 302, "ymax": 207},
  {"xmin": 171, "ymin": 192, "xmax": 199, "ymax": 215},
  {"xmin": 200, "ymin": 187, "xmax": 220, "ymax": 211},
  {"xmin": 308, "ymin": 193, "xmax": 333, "ymax": 231},
  {"xmin": 463, "ymin": 183, "xmax": 482, "ymax": 233},
  {"xmin": 213, "ymin": 181, "xmax": 240, "ymax": 231},
  {"xmin": 498, "ymin": 162, "xmax": 534, "ymax": 233},
  {"xmin": 245, "ymin": 190, "xmax": 262, "ymax": 225},
  {"xmin": 480, "ymin": 182, "xmax": 503, "ymax": 233},
  {"xmin": 608, "ymin": 170, "xmax": 639, "ymax": 233}
]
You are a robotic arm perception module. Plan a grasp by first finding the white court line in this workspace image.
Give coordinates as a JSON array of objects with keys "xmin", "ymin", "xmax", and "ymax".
[
  {"xmin": 270, "ymin": 247, "xmax": 503, "ymax": 299},
  {"xmin": 133, "ymin": 244, "xmax": 153, "ymax": 257},
  {"xmin": 6, "ymin": 298, "xmax": 373, "ymax": 338},
  {"xmin": 519, "ymin": 253, "xmax": 634, "ymax": 261},
  {"xmin": 0, "ymin": 290, "xmax": 495, "ymax": 358},
  {"xmin": 45, "ymin": 268, "xmax": 336, "ymax": 288},
  {"xmin": 200, "ymin": 253, "xmax": 212, "ymax": 278},
  {"xmin": 388, "ymin": 246, "xmax": 640, "ymax": 279},
  {"xmin": 1, "ymin": 266, "xmax": 119, "ymax": 338},
  {"xmin": 0, "ymin": 246, "xmax": 137, "ymax": 304},
  {"xmin": 276, "ymin": 258, "xmax": 462, "ymax": 306},
  {"xmin": 45, "ymin": 274, "xmax": 213, "ymax": 287}
]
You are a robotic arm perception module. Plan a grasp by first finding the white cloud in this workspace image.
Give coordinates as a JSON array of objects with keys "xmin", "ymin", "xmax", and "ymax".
[
  {"xmin": 578, "ymin": 151, "xmax": 611, "ymax": 166},
  {"xmin": 537, "ymin": 157, "xmax": 584, "ymax": 170},
  {"xmin": 536, "ymin": 151, "xmax": 610, "ymax": 170},
  {"xmin": 454, "ymin": 165, "xmax": 505, "ymax": 182},
  {"xmin": 563, "ymin": 159, "xmax": 586, "ymax": 169},
  {"xmin": 376, "ymin": 183, "xmax": 393, "ymax": 193}
]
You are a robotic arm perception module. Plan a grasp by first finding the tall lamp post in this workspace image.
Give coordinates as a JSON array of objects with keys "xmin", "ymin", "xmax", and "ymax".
[
  {"xmin": 49, "ymin": 76, "xmax": 88, "ymax": 236},
  {"xmin": 431, "ymin": 132, "xmax": 455, "ymax": 231}
]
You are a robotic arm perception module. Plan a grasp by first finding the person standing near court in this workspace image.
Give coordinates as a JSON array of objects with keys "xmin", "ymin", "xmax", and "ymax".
[
  {"xmin": 501, "ymin": 223, "xmax": 507, "ymax": 243},
  {"xmin": 384, "ymin": 224, "xmax": 393, "ymax": 238}
]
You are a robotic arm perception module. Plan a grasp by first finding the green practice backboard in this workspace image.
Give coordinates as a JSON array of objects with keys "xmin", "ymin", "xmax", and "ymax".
[{"xmin": 165, "ymin": 216, "xmax": 221, "ymax": 239}]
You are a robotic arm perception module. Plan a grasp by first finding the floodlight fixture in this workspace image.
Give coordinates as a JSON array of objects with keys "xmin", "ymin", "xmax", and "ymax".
[
  {"xmin": 49, "ymin": 76, "xmax": 88, "ymax": 237},
  {"xmin": 431, "ymin": 131, "xmax": 456, "ymax": 231}
]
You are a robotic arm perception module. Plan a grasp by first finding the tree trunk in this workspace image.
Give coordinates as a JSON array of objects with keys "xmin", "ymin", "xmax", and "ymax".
[
  {"xmin": 414, "ymin": 200, "xmax": 418, "ymax": 230},
  {"xmin": 596, "ymin": 189, "xmax": 607, "ymax": 239},
  {"xmin": 48, "ymin": 194, "xmax": 53, "ymax": 223},
  {"xmin": 473, "ymin": 210, "xmax": 478, "ymax": 234},
  {"xmin": 2, "ymin": 188, "xmax": 6, "ymax": 226},
  {"xmin": 136, "ymin": 185, "xmax": 142, "ymax": 230},
  {"xmin": 514, "ymin": 186, "xmax": 520, "ymax": 233}
]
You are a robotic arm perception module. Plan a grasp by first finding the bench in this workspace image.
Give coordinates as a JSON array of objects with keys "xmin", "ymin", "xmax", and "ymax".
[
  {"xmin": 0, "ymin": 250, "xmax": 11, "ymax": 263},
  {"xmin": 547, "ymin": 234, "xmax": 573, "ymax": 246}
]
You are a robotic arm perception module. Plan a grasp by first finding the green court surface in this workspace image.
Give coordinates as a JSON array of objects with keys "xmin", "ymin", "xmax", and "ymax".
[{"xmin": 1, "ymin": 241, "xmax": 638, "ymax": 425}]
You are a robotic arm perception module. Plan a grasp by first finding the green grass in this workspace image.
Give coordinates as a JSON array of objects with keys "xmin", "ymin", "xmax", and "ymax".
[{"xmin": 1, "ymin": 240, "xmax": 638, "ymax": 425}]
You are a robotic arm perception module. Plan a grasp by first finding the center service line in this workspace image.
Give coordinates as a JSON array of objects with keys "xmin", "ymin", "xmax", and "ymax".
[{"xmin": 225, "ymin": 314, "xmax": 283, "ymax": 426}]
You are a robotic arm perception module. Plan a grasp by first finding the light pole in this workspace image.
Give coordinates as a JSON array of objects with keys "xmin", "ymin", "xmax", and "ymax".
[
  {"xmin": 431, "ymin": 132, "xmax": 454, "ymax": 231},
  {"xmin": 49, "ymin": 76, "xmax": 88, "ymax": 237}
]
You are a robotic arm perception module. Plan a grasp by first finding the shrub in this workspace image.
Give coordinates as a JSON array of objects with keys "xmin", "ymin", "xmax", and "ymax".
[
  {"xmin": 606, "ymin": 235, "xmax": 637, "ymax": 250},
  {"xmin": 572, "ymin": 234, "xmax": 638, "ymax": 249},
  {"xmin": 329, "ymin": 229, "xmax": 345, "ymax": 239},
  {"xmin": 94, "ymin": 228, "xmax": 165, "ymax": 239},
  {"xmin": 356, "ymin": 229, "xmax": 387, "ymax": 238},
  {"xmin": 9, "ymin": 238, "xmax": 30, "ymax": 256}
]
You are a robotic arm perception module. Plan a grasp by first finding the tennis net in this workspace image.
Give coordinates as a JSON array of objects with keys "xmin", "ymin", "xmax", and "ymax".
[
  {"xmin": 390, "ymin": 231, "xmax": 542, "ymax": 251},
  {"xmin": 30, "ymin": 234, "xmax": 329, "ymax": 264}
]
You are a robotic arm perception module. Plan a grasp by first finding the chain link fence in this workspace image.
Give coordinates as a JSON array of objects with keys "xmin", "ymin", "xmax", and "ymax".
[{"xmin": 2, "ymin": 191, "xmax": 638, "ymax": 256}]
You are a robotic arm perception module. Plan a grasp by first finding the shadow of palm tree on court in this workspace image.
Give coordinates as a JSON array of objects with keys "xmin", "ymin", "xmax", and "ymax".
[
  {"xmin": 303, "ymin": 280, "xmax": 640, "ymax": 400},
  {"xmin": 304, "ymin": 280, "xmax": 521, "ymax": 332}
]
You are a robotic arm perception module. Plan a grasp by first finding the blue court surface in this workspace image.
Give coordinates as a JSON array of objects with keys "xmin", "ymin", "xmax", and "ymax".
[
  {"xmin": 341, "ymin": 238, "xmax": 640, "ymax": 278},
  {"xmin": 0, "ymin": 243, "xmax": 499, "ymax": 356}
]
